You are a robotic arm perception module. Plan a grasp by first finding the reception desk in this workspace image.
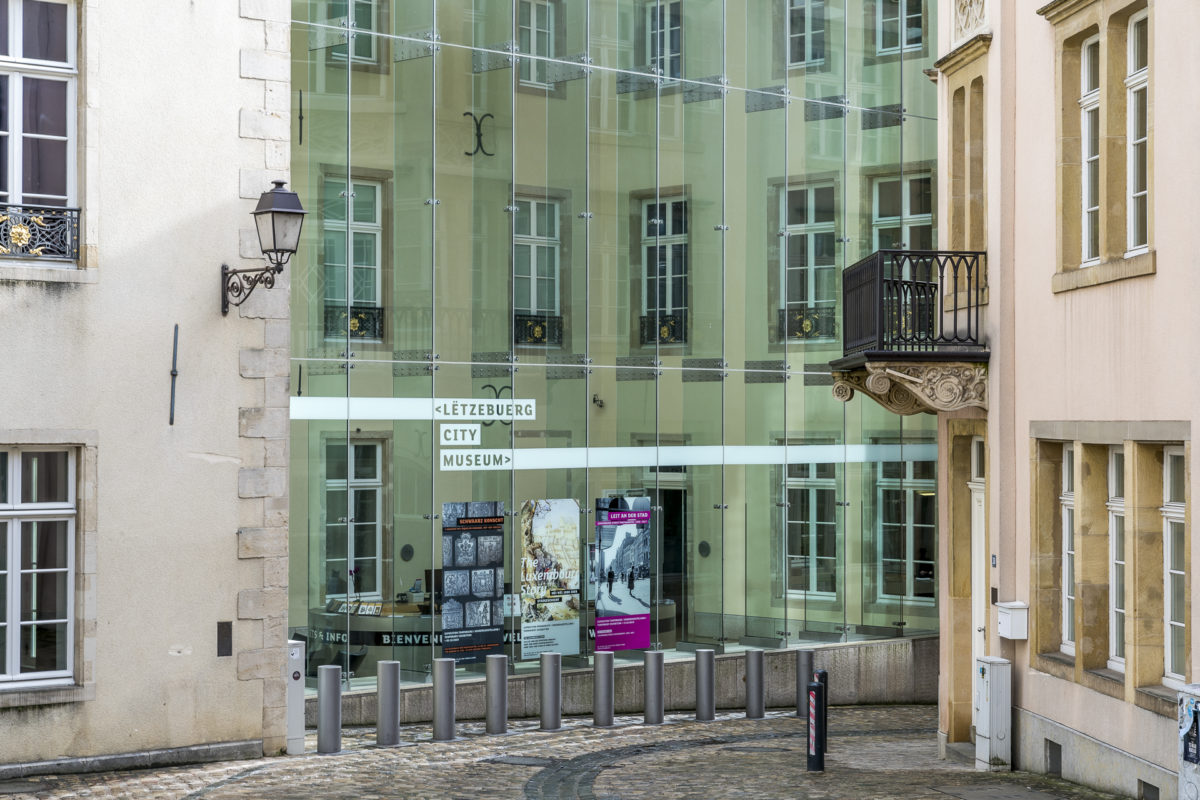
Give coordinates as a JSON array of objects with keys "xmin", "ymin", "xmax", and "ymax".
[{"xmin": 304, "ymin": 599, "xmax": 676, "ymax": 683}]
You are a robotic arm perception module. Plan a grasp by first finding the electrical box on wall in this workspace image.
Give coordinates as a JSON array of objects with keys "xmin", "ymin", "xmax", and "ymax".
[
  {"xmin": 995, "ymin": 601, "xmax": 1029, "ymax": 640},
  {"xmin": 974, "ymin": 656, "xmax": 1012, "ymax": 771}
]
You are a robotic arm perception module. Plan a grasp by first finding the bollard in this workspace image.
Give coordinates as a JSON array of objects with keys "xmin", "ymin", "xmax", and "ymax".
[
  {"xmin": 286, "ymin": 640, "xmax": 306, "ymax": 755},
  {"xmin": 815, "ymin": 668, "xmax": 829, "ymax": 753},
  {"xmin": 746, "ymin": 649, "xmax": 765, "ymax": 719},
  {"xmin": 486, "ymin": 654, "xmax": 508, "ymax": 735},
  {"xmin": 806, "ymin": 680, "xmax": 825, "ymax": 772},
  {"xmin": 317, "ymin": 664, "xmax": 342, "ymax": 754},
  {"xmin": 593, "ymin": 651, "xmax": 615, "ymax": 727},
  {"xmin": 644, "ymin": 650, "xmax": 664, "ymax": 725},
  {"xmin": 376, "ymin": 660, "xmax": 401, "ymax": 746},
  {"xmin": 540, "ymin": 652, "xmax": 562, "ymax": 731},
  {"xmin": 432, "ymin": 657, "xmax": 456, "ymax": 741},
  {"xmin": 796, "ymin": 649, "xmax": 814, "ymax": 717},
  {"xmin": 695, "ymin": 649, "xmax": 715, "ymax": 722}
]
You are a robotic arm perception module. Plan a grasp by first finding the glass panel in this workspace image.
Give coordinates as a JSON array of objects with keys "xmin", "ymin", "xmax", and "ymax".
[
  {"xmin": 1085, "ymin": 41, "xmax": 1099, "ymax": 93},
  {"xmin": 438, "ymin": 0, "xmax": 512, "ymax": 49},
  {"xmin": 0, "ymin": 0, "xmax": 8, "ymax": 57},
  {"xmin": 1168, "ymin": 454, "xmax": 1185, "ymax": 504},
  {"xmin": 1132, "ymin": 18, "xmax": 1147, "ymax": 72},
  {"xmin": 20, "ymin": 519, "xmax": 67, "ymax": 569},
  {"xmin": 20, "ymin": 451, "xmax": 68, "ymax": 504},
  {"xmin": 23, "ymin": 77, "xmax": 67, "ymax": 137},
  {"xmin": 1172, "ymin": 626, "xmax": 1186, "ymax": 677},
  {"xmin": 1170, "ymin": 520, "xmax": 1185, "ymax": 573},
  {"xmin": 0, "ymin": 451, "xmax": 6, "ymax": 503},
  {"xmin": 20, "ymin": 622, "xmax": 67, "ymax": 672},
  {"xmin": 20, "ymin": 570, "xmax": 67, "ymax": 620},
  {"xmin": 23, "ymin": 0, "xmax": 68, "ymax": 63},
  {"xmin": 21, "ymin": 137, "xmax": 67, "ymax": 199}
]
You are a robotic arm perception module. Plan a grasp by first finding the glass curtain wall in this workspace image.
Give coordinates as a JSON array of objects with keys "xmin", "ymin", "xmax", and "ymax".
[{"xmin": 289, "ymin": 0, "xmax": 939, "ymax": 687}]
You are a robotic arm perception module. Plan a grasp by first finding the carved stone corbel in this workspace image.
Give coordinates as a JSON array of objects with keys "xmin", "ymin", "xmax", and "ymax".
[{"xmin": 832, "ymin": 362, "xmax": 988, "ymax": 415}]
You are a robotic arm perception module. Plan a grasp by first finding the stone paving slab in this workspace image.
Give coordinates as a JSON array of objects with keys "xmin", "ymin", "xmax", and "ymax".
[{"xmin": 0, "ymin": 706, "xmax": 1128, "ymax": 800}]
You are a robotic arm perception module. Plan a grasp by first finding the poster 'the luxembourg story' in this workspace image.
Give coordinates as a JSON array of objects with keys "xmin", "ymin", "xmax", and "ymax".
[
  {"xmin": 519, "ymin": 498, "xmax": 581, "ymax": 659},
  {"xmin": 592, "ymin": 495, "xmax": 652, "ymax": 651}
]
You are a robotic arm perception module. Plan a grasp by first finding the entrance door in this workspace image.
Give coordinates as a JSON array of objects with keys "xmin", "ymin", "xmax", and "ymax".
[
  {"xmin": 659, "ymin": 488, "xmax": 686, "ymax": 643},
  {"xmin": 968, "ymin": 437, "xmax": 986, "ymax": 729}
]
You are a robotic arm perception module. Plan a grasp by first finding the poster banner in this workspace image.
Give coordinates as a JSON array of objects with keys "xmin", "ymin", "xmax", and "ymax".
[
  {"xmin": 519, "ymin": 499, "xmax": 582, "ymax": 659},
  {"xmin": 440, "ymin": 500, "xmax": 506, "ymax": 664},
  {"xmin": 592, "ymin": 495, "xmax": 652, "ymax": 651}
]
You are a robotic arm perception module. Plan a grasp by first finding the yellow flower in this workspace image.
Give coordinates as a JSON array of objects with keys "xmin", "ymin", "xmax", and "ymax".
[{"xmin": 10, "ymin": 224, "xmax": 31, "ymax": 247}]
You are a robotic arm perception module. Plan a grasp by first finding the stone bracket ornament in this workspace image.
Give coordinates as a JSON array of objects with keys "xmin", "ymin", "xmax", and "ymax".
[{"xmin": 832, "ymin": 362, "xmax": 987, "ymax": 415}]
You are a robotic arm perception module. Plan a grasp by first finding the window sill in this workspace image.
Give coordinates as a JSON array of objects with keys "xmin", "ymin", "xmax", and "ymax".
[
  {"xmin": 1081, "ymin": 666, "xmax": 1124, "ymax": 700},
  {"xmin": 1134, "ymin": 684, "xmax": 1177, "ymax": 718},
  {"xmin": 0, "ymin": 681, "xmax": 94, "ymax": 709},
  {"xmin": 0, "ymin": 263, "xmax": 96, "ymax": 284},
  {"xmin": 1051, "ymin": 250, "xmax": 1155, "ymax": 293},
  {"xmin": 1033, "ymin": 649, "xmax": 1075, "ymax": 682}
]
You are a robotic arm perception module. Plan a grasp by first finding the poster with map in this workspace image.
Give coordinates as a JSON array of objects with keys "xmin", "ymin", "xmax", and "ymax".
[
  {"xmin": 519, "ymin": 499, "xmax": 582, "ymax": 659},
  {"xmin": 440, "ymin": 500, "xmax": 505, "ymax": 664}
]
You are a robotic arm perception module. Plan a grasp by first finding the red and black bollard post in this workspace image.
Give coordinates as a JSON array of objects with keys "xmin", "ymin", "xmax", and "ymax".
[{"xmin": 807, "ymin": 680, "xmax": 825, "ymax": 772}]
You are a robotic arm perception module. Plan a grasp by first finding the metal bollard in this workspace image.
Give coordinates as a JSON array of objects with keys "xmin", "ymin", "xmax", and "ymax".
[
  {"xmin": 806, "ymin": 680, "xmax": 825, "ymax": 772},
  {"xmin": 376, "ymin": 660, "xmax": 401, "ymax": 746},
  {"xmin": 593, "ymin": 651, "xmax": 614, "ymax": 727},
  {"xmin": 746, "ymin": 649, "xmax": 765, "ymax": 719},
  {"xmin": 644, "ymin": 651, "xmax": 664, "ymax": 725},
  {"xmin": 815, "ymin": 668, "xmax": 829, "ymax": 752},
  {"xmin": 540, "ymin": 652, "xmax": 562, "ymax": 731},
  {"xmin": 432, "ymin": 657, "xmax": 456, "ymax": 742},
  {"xmin": 796, "ymin": 649, "xmax": 814, "ymax": 717},
  {"xmin": 317, "ymin": 664, "xmax": 342, "ymax": 754},
  {"xmin": 695, "ymin": 649, "xmax": 715, "ymax": 722},
  {"xmin": 486, "ymin": 654, "xmax": 508, "ymax": 735}
]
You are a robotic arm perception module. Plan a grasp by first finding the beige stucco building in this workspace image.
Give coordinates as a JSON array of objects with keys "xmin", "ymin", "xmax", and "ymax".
[
  {"xmin": 834, "ymin": 0, "xmax": 1193, "ymax": 796},
  {"xmin": 0, "ymin": 0, "xmax": 293, "ymax": 771}
]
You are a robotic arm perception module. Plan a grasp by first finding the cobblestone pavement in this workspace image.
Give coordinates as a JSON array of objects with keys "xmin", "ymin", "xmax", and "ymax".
[{"xmin": 0, "ymin": 706, "xmax": 1128, "ymax": 800}]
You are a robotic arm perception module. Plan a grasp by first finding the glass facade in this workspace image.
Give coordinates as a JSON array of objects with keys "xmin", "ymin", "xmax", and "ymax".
[{"xmin": 289, "ymin": 0, "xmax": 939, "ymax": 687}]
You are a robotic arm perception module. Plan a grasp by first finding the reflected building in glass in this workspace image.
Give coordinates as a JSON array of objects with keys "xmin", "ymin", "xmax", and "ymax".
[{"xmin": 288, "ymin": 0, "xmax": 940, "ymax": 684}]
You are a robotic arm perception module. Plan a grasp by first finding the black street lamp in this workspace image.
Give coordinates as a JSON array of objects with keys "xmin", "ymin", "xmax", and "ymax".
[{"xmin": 222, "ymin": 180, "xmax": 307, "ymax": 315}]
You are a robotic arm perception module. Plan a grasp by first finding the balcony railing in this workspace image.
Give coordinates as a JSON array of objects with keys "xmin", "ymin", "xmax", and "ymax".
[
  {"xmin": 839, "ymin": 250, "xmax": 987, "ymax": 362},
  {"xmin": 778, "ymin": 303, "xmax": 838, "ymax": 341},
  {"xmin": 324, "ymin": 304, "xmax": 384, "ymax": 340},
  {"xmin": 514, "ymin": 313, "xmax": 563, "ymax": 346},
  {"xmin": 0, "ymin": 204, "xmax": 80, "ymax": 261},
  {"xmin": 639, "ymin": 312, "xmax": 687, "ymax": 345}
]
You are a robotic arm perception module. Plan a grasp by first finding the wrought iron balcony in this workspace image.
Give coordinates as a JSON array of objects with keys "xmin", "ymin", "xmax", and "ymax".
[
  {"xmin": 0, "ymin": 204, "xmax": 80, "ymax": 261},
  {"xmin": 514, "ymin": 313, "xmax": 563, "ymax": 346},
  {"xmin": 830, "ymin": 250, "xmax": 988, "ymax": 415},
  {"xmin": 324, "ymin": 304, "xmax": 384, "ymax": 340},
  {"xmin": 778, "ymin": 303, "xmax": 838, "ymax": 341},
  {"xmin": 834, "ymin": 249, "xmax": 988, "ymax": 365},
  {"xmin": 639, "ymin": 313, "xmax": 687, "ymax": 345}
]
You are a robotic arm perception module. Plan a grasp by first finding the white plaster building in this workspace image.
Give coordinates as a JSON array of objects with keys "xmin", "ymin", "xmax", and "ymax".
[{"xmin": 0, "ymin": 0, "xmax": 293, "ymax": 772}]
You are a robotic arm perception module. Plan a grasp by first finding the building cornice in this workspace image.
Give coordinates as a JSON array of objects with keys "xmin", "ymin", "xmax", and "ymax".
[
  {"xmin": 1036, "ymin": 0, "xmax": 1098, "ymax": 24},
  {"xmin": 932, "ymin": 33, "xmax": 993, "ymax": 78}
]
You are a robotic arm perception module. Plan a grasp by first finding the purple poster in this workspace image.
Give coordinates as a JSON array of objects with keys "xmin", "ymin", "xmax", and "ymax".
[{"xmin": 592, "ymin": 496, "xmax": 652, "ymax": 651}]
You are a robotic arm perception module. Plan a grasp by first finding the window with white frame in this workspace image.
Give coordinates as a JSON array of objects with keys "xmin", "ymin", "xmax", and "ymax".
[
  {"xmin": 0, "ymin": 0, "xmax": 76, "ymax": 209},
  {"xmin": 1080, "ymin": 36, "xmax": 1100, "ymax": 264},
  {"xmin": 322, "ymin": 178, "xmax": 382, "ymax": 338},
  {"xmin": 1, "ymin": 448, "xmax": 75, "ymax": 684},
  {"xmin": 1126, "ymin": 12, "xmax": 1148, "ymax": 253},
  {"xmin": 514, "ymin": 198, "xmax": 559, "ymax": 315},
  {"xmin": 1060, "ymin": 443, "xmax": 1076, "ymax": 656},
  {"xmin": 324, "ymin": 440, "xmax": 383, "ymax": 601},
  {"xmin": 786, "ymin": 462, "xmax": 837, "ymax": 595},
  {"xmin": 877, "ymin": 460, "xmax": 936, "ymax": 600},
  {"xmin": 877, "ymin": 0, "xmax": 922, "ymax": 54},
  {"xmin": 647, "ymin": 0, "xmax": 681, "ymax": 80},
  {"xmin": 518, "ymin": 0, "xmax": 555, "ymax": 86},
  {"xmin": 642, "ymin": 196, "xmax": 688, "ymax": 319},
  {"xmin": 783, "ymin": 183, "xmax": 837, "ymax": 337},
  {"xmin": 329, "ymin": 0, "xmax": 380, "ymax": 64},
  {"xmin": 1163, "ymin": 446, "xmax": 1186, "ymax": 686},
  {"xmin": 788, "ymin": 0, "xmax": 826, "ymax": 67},
  {"xmin": 1107, "ymin": 446, "xmax": 1126, "ymax": 671},
  {"xmin": 872, "ymin": 174, "xmax": 932, "ymax": 251}
]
